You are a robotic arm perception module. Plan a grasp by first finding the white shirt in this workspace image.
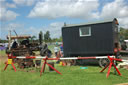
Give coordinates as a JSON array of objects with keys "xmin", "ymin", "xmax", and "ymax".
[{"xmin": 54, "ymin": 46, "xmax": 59, "ymax": 52}]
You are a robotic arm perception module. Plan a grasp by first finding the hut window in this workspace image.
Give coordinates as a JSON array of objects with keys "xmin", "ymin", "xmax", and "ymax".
[{"xmin": 79, "ymin": 26, "xmax": 91, "ymax": 37}]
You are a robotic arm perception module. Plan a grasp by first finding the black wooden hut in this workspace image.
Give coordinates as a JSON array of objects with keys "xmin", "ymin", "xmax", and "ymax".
[{"xmin": 62, "ymin": 18, "xmax": 119, "ymax": 57}]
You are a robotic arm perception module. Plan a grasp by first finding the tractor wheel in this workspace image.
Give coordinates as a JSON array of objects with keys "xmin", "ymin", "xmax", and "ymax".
[{"xmin": 98, "ymin": 58, "xmax": 110, "ymax": 68}]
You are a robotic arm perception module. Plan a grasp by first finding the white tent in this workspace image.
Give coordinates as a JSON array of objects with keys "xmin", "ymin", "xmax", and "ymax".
[{"xmin": 124, "ymin": 40, "xmax": 128, "ymax": 42}]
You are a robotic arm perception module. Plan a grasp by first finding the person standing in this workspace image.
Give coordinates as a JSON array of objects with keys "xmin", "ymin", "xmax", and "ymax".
[
  {"xmin": 54, "ymin": 45, "xmax": 59, "ymax": 57},
  {"xmin": 60, "ymin": 44, "xmax": 63, "ymax": 57}
]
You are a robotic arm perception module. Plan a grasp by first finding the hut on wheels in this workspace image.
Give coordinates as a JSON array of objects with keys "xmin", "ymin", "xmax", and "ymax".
[{"xmin": 62, "ymin": 18, "xmax": 119, "ymax": 57}]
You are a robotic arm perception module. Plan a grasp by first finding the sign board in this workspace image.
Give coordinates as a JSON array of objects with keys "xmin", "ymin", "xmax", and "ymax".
[{"xmin": 8, "ymin": 59, "xmax": 12, "ymax": 64}]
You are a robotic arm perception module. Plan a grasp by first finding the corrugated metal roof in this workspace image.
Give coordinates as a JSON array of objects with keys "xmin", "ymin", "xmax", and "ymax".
[{"xmin": 63, "ymin": 18, "xmax": 117, "ymax": 28}]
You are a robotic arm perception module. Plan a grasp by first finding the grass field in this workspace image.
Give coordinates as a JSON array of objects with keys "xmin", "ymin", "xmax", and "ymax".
[
  {"xmin": 0, "ymin": 62, "xmax": 128, "ymax": 85},
  {"xmin": 0, "ymin": 50, "xmax": 6, "ymax": 56},
  {"xmin": 0, "ymin": 48, "xmax": 128, "ymax": 85}
]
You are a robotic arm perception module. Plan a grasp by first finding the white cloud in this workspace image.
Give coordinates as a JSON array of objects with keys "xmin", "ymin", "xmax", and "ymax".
[
  {"xmin": 0, "ymin": 0, "xmax": 16, "ymax": 8},
  {"xmin": 28, "ymin": 0, "xmax": 99, "ymax": 19},
  {"xmin": 43, "ymin": 22, "xmax": 64, "ymax": 38},
  {"xmin": 13, "ymin": 0, "xmax": 35, "ymax": 6},
  {"xmin": 5, "ymin": 3, "xmax": 17, "ymax": 8},
  {"xmin": 118, "ymin": 17, "xmax": 128, "ymax": 28},
  {"xmin": 99, "ymin": 0, "xmax": 128, "ymax": 28},
  {"xmin": 100, "ymin": 0, "xmax": 128, "ymax": 19},
  {"xmin": 23, "ymin": 22, "xmax": 64, "ymax": 38},
  {"xmin": 0, "ymin": 0, "xmax": 5, "ymax": 2},
  {"xmin": 28, "ymin": 0, "xmax": 128, "ymax": 28},
  {"xmin": 0, "ymin": 8, "xmax": 19, "ymax": 21},
  {"xmin": 18, "ymin": 22, "xmax": 64, "ymax": 38},
  {"xmin": 1, "ymin": 23, "xmax": 24, "ymax": 30},
  {"xmin": 23, "ymin": 26, "xmax": 40, "ymax": 37},
  {"xmin": 0, "ymin": 0, "xmax": 19, "ymax": 21},
  {"xmin": 0, "ymin": 23, "xmax": 24, "ymax": 39}
]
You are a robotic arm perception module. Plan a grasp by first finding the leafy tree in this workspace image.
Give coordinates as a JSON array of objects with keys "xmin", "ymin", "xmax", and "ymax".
[
  {"xmin": 44, "ymin": 31, "xmax": 51, "ymax": 42},
  {"xmin": 120, "ymin": 27, "xmax": 128, "ymax": 39},
  {"xmin": 39, "ymin": 31, "xmax": 43, "ymax": 44},
  {"xmin": 0, "ymin": 38, "xmax": 8, "ymax": 43},
  {"xmin": 51, "ymin": 36, "xmax": 62, "ymax": 42},
  {"xmin": 58, "ymin": 36, "xmax": 62, "ymax": 42},
  {"xmin": 31, "ymin": 35, "xmax": 36, "ymax": 41},
  {"xmin": 51, "ymin": 38, "xmax": 58, "ymax": 42},
  {"xmin": 119, "ymin": 27, "xmax": 128, "ymax": 44}
]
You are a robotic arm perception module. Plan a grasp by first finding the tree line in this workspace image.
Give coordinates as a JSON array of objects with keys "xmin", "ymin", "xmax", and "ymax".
[
  {"xmin": 32, "ymin": 30, "xmax": 62, "ymax": 43},
  {"xmin": 119, "ymin": 27, "xmax": 128, "ymax": 43},
  {"xmin": 0, "ymin": 27, "xmax": 128, "ymax": 43}
]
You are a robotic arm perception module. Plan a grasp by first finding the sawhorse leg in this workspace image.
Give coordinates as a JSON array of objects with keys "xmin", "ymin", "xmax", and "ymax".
[
  {"xmin": 112, "ymin": 62, "xmax": 121, "ymax": 76},
  {"xmin": 40, "ymin": 60, "xmax": 46, "ymax": 76},
  {"xmin": 4, "ymin": 64, "xmax": 8, "ymax": 71},
  {"xmin": 100, "ymin": 64, "xmax": 109, "ymax": 72},
  {"xmin": 100, "ymin": 56, "xmax": 121, "ymax": 78},
  {"xmin": 4, "ymin": 54, "xmax": 16, "ymax": 72},
  {"xmin": 47, "ymin": 62, "xmax": 61, "ymax": 75},
  {"xmin": 4, "ymin": 63, "xmax": 16, "ymax": 72},
  {"xmin": 11, "ymin": 63, "xmax": 16, "ymax": 72},
  {"xmin": 106, "ymin": 62, "xmax": 112, "ymax": 78},
  {"xmin": 40, "ymin": 58, "xmax": 61, "ymax": 76}
]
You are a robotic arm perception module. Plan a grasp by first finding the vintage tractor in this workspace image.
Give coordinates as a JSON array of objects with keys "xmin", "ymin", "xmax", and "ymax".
[{"xmin": 6, "ymin": 31, "xmax": 51, "ymax": 68}]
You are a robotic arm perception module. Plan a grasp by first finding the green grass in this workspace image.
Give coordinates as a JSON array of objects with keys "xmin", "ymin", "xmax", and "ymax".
[
  {"xmin": 0, "ymin": 62, "xmax": 128, "ymax": 85},
  {"xmin": 0, "ymin": 47, "xmax": 128, "ymax": 85},
  {"xmin": 0, "ymin": 50, "xmax": 6, "ymax": 56}
]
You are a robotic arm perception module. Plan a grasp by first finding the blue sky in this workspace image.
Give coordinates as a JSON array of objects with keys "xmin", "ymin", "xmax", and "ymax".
[{"xmin": 0, "ymin": 0, "xmax": 128, "ymax": 39}]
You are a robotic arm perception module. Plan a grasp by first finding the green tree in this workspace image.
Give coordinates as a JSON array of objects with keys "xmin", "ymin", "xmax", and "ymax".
[
  {"xmin": 44, "ymin": 31, "xmax": 51, "ymax": 42},
  {"xmin": 39, "ymin": 31, "xmax": 43, "ymax": 44},
  {"xmin": 0, "ymin": 39, "xmax": 8, "ymax": 43},
  {"xmin": 58, "ymin": 36, "xmax": 62, "ymax": 42},
  {"xmin": 31, "ymin": 35, "xmax": 36, "ymax": 40},
  {"xmin": 51, "ymin": 38, "xmax": 58, "ymax": 42},
  {"xmin": 51, "ymin": 36, "xmax": 62, "ymax": 42},
  {"xmin": 120, "ymin": 27, "xmax": 128, "ymax": 39},
  {"xmin": 119, "ymin": 27, "xmax": 128, "ymax": 44}
]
